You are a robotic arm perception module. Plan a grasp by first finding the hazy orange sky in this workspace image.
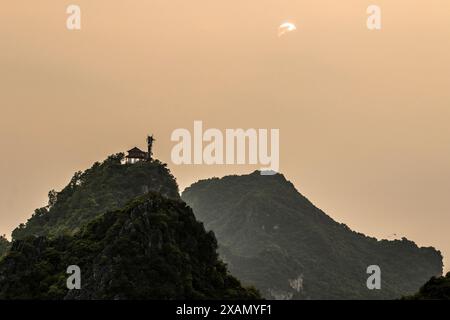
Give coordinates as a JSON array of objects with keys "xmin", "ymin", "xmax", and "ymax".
[{"xmin": 1, "ymin": 1, "xmax": 450, "ymax": 269}]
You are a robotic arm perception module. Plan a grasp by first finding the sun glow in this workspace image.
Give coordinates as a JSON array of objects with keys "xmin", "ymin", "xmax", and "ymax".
[{"xmin": 278, "ymin": 22, "xmax": 297, "ymax": 37}]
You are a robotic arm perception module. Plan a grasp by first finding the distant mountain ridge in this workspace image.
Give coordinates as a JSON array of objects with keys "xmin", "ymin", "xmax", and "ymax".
[{"xmin": 182, "ymin": 171, "xmax": 443, "ymax": 299}]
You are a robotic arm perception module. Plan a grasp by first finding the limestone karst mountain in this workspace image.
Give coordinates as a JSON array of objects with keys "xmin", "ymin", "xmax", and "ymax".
[
  {"xmin": 182, "ymin": 171, "xmax": 443, "ymax": 299},
  {"xmin": 0, "ymin": 193, "xmax": 259, "ymax": 299},
  {"xmin": 1, "ymin": 150, "xmax": 443, "ymax": 300},
  {"xmin": 12, "ymin": 153, "xmax": 179, "ymax": 240},
  {"xmin": 0, "ymin": 153, "xmax": 259, "ymax": 299}
]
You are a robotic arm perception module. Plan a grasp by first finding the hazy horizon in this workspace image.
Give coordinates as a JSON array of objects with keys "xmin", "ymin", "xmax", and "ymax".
[{"xmin": 1, "ymin": 1, "xmax": 450, "ymax": 270}]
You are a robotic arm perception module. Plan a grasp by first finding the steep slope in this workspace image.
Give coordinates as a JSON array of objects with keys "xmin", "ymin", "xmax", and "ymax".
[
  {"xmin": 182, "ymin": 171, "xmax": 443, "ymax": 299},
  {"xmin": 12, "ymin": 153, "xmax": 179, "ymax": 240},
  {"xmin": 0, "ymin": 193, "xmax": 260, "ymax": 299}
]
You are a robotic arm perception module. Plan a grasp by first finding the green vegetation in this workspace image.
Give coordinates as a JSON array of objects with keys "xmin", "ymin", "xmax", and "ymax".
[
  {"xmin": 12, "ymin": 153, "xmax": 179, "ymax": 240},
  {"xmin": 403, "ymin": 273, "xmax": 450, "ymax": 300},
  {"xmin": 182, "ymin": 171, "xmax": 443, "ymax": 300},
  {"xmin": 0, "ymin": 154, "xmax": 259, "ymax": 299},
  {"xmin": 3, "ymin": 150, "xmax": 441, "ymax": 300},
  {"xmin": 0, "ymin": 193, "xmax": 260, "ymax": 299}
]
